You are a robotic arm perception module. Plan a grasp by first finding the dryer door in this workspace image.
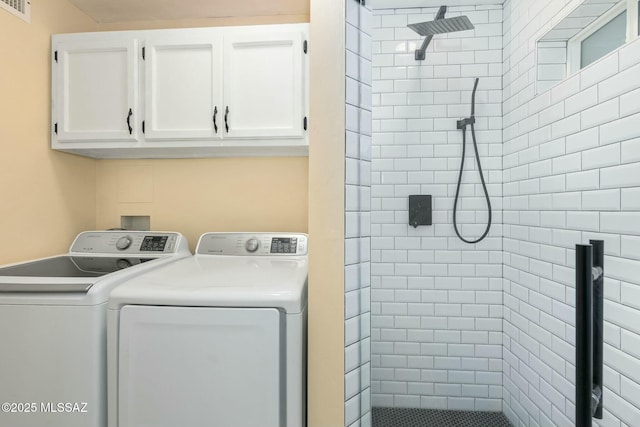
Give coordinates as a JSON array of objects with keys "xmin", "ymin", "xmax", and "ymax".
[{"xmin": 118, "ymin": 305, "xmax": 283, "ymax": 427}]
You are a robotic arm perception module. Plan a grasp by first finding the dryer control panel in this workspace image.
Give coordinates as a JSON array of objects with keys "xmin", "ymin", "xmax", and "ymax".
[
  {"xmin": 197, "ymin": 233, "xmax": 308, "ymax": 256},
  {"xmin": 69, "ymin": 231, "xmax": 184, "ymax": 255}
]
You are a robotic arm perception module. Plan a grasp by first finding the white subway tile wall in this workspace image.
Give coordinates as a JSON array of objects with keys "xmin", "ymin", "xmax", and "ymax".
[
  {"xmin": 503, "ymin": 0, "xmax": 640, "ymax": 426},
  {"xmin": 371, "ymin": 5, "xmax": 504, "ymax": 411},
  {"xmin": 345, "ymin": 1, "xmax": 373, "ymax": 426}
]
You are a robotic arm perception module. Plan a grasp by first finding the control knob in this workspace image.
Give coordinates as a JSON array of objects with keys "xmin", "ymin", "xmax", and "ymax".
[
  {"xmin": 245, "ymin": 238, "xmax": 260, "ymax": 253},
  {"xmin": 116, "ymin": 236, "xmax": 133, "ymax": 250}
]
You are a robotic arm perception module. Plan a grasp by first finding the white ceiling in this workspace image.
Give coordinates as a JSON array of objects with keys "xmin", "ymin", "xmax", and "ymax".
[{"xmin": 68, "ymin": 0, "xmax": 310, "ymax": 23}]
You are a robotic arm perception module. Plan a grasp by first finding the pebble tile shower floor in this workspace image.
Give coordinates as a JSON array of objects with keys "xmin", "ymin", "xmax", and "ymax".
[{"xmin": 372, "ymin": 407, "xmax": 514, "ymax": 427}]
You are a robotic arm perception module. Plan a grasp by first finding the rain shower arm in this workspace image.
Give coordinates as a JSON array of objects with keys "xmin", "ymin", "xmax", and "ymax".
[{"xmin": 415, "ymin": 6, "xmax": 447, "ymax": 61}]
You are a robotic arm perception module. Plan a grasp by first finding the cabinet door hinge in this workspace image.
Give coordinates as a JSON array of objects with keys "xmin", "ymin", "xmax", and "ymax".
[
  {"xmin": 142, "ymin": 47, "xmax": 145, "ymax": 60},
  {"xmin": 303, "ymin": 116, "xmax": 308, "ymax": 131},
  {"xmin": 303, "ymin": 40, "xmax": 308, "ymax": 54},
  {"xmin": 142, "ymin": 120, "xmax": 145, "ymax": 134},
  {"xmin": 54, "ymin": 51, "xmax": 58, "ymax": 63},
  {"xmin": 54, "ymin": 123, "xmax": 58, "ymax": 134}
]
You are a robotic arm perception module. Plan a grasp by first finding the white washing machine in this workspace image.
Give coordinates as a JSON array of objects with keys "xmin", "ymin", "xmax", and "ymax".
[
  {"xmin": 0, "ymin": 231, "xmax": 190, "ymax": 427},
  {"xmin": 107, "ymin": 232, "xmax": 308, "ymax": 427}
]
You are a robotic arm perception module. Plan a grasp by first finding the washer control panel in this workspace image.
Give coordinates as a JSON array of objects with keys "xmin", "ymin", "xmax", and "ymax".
[
  {"xmin": 70, "ymin": 232, "xmax": 180, "ymax": 255},
  {"xmin": 197, "ymin": 233, "xmax": 308, "ymax": 256},
  {"xmin": 139, "ymin": 235, "xmax": 169, "ymax": 252},
  {"xmin": 270, "ymin": 237, "xmax": 299, "ymax": 254}
]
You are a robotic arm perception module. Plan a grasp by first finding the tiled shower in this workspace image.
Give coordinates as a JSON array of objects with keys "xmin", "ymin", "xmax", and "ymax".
[
  {"xmin": 361, "ymin": 0, "xmax": 640, "ymax": 426},
  {"xmin": 371, "ymin": 3, "xmax": 504, "ymax": 413}
]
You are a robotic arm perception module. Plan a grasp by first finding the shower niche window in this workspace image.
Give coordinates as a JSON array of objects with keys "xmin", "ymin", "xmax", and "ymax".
[
  {"xmin": 535, "ymin": 0, "xmax": 640, "ymax": 93},
  {"xmin": 570, "ymin": 5, "xmax": 628, "ymax": 71}
]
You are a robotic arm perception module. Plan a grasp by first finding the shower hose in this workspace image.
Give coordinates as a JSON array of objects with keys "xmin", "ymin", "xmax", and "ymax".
[{"xmin": 453, "ymin": 77, "xmax": 492, "ymax": 244}]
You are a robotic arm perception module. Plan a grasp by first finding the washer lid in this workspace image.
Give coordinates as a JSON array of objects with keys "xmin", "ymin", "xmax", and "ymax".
[
  {"xmin": 108, "ymin": 255, "xmax": 308, "ymax": 313},
  {"xmin": 0, "ymin": 256, "xmax": 156, "ymax": 278},
  {"xmin": 0, "ymin": 256, "xmax": 157, "ymax": 293}
]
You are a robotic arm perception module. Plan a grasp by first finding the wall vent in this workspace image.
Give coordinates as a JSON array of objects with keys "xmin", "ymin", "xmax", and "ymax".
[{"xmin": 0, "ymin": 0, "xmax": 31, "ymax": 23}]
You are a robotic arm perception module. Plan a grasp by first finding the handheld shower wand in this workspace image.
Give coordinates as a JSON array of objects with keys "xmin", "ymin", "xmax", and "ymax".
[{"xmin": 453, "ymin": 78, "xmax": 492, "ymax": 244}]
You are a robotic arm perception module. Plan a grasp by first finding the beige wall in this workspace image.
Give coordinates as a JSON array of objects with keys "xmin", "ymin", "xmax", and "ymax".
[
  {"xmin": 95, "ymin": 158, "xmax": 309, "ymax": 251},
  {"xmin": 98, "ymin": 14, "xmax": 309, "ymax": 31},
  {"xmin": 307, "ymin": 0, "xmax": 345, "ymax": 426},
  {"xmin": 0, "ymin": 0, "xmax": 97, "ymax": 264}
]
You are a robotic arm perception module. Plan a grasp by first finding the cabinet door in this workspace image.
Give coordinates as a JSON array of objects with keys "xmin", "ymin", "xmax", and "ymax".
[
  {"xmin": 144, "ymin": 35, "xmax": 222, "ymax": 140},
  {"xmin": 54, "ymin": 39, "xmax": 139, "ymax": 142},
  {"xmin": 223, "ymin": 32, "xmax": 305, "ymax": 139}
]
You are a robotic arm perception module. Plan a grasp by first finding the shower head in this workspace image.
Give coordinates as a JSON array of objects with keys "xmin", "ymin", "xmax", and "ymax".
[
  {"xmin": 409, "ymin": 5, "xmax": 475, "ymax": 61},
  {"xmin": 408, "ymin": 15, "xmax": 474, "ymax": 37}
]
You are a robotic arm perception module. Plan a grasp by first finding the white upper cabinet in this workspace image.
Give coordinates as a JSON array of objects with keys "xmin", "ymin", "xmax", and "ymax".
[
  {"xmin": 223, "ymin": 31, "xmax": 305, "ymax": 139},
  {"xmin": 51, "ymin": 23, "xmax": 308, "ymax": 159},
  {"xmin": 54, "ymin": 38, "xmax": 139, "ymax": 142},
  {"xmin": 145, "ymin": 34, "xmax": 223, "ymax": 141}
]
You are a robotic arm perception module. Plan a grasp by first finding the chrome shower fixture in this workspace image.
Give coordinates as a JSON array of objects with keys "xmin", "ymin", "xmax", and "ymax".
[{"xmin": 408, "ymin": 5, "xmax": 475, "ymax": 60}]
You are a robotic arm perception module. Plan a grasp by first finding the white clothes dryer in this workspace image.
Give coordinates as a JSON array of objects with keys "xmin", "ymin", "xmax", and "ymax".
[
  {"xmin": 107, "ymin": 232, "xmax": 308, "ymax": 427},
  {"xmin": 0, "ymin": 231, "xmax": 190, "ymax": 427}
]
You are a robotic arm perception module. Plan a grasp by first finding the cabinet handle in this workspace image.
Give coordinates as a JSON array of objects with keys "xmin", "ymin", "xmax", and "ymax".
[
  {"xmin": 213, "ymin": 106, "xmax": 218, "ymax": 133},
  {"xmin": 126, "ymin": 108, "xmax": 133, "ymax": 135},
  {"xmin": 224, "ymin": 106, "xmax": 229, "ymax": 133}
]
